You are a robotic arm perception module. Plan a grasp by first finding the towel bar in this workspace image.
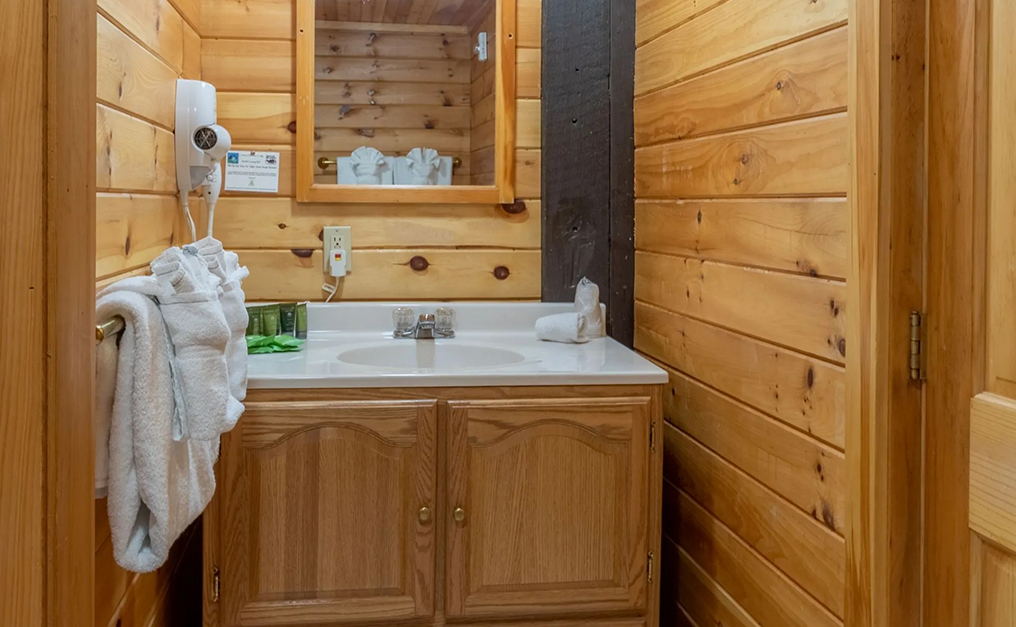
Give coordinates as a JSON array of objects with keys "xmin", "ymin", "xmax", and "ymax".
[{"xmin": 96, "ymin": 316, "xmax": 125, "ymax": 344}]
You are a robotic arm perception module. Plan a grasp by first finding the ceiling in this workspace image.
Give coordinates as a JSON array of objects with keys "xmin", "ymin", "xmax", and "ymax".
[{"xmin": 316, "ymin": 0, "xmax": 491, "ymax": 26}]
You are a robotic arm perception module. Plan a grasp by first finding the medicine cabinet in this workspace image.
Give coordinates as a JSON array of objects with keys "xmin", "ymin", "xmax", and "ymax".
[{"xmin": 295, "ymin": 0, "xmax": 517, "ymax": 204}]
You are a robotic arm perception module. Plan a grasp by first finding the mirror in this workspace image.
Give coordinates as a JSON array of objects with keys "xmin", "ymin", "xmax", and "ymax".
[{"xmin": 296, "ymin": 0, "xmax": 516, "ymax": 204}]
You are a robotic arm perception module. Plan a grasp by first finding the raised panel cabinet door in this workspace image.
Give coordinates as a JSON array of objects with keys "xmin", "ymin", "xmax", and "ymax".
[
  {"xmin": 218, "ymin": 400, "xmax": 438, "ymax": 626},
  {"xmin": 445, "ymin": 397, "xmax": 653, "ymax": 619}
]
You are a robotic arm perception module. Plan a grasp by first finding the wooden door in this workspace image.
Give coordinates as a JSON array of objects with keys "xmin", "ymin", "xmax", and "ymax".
[
  {"xmin": 968, "ymin": 0, "xmax": 1016, "ymax": 621},
  {"xmin": 218, "ymin": 400, "xmax": 437, "ymax": 626},
  {"xmin": 444, "ymin": 397, "xmax": 653, "ymax": 620}
]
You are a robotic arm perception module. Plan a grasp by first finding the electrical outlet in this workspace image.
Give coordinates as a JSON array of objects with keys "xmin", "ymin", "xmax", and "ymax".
[{"xmin": 322, "ymin": 226, "xmax": 352, "ymax": 273}]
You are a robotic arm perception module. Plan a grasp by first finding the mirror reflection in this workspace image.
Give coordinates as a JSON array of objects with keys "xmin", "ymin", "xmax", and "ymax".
[{"xmin": 313, "ymin": 0, "xmax": 496, "ymax": 187}]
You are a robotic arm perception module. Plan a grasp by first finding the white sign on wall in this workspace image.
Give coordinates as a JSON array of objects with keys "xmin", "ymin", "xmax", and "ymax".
[{"xmin": 224, "ymin": 151, "xmax": 280, "ymax": 193}]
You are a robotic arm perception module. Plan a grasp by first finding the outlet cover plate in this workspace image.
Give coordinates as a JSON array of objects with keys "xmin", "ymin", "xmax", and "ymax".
[{"xmin": 323, "ymin": 226, "xmax": 352, "ymax": 272}]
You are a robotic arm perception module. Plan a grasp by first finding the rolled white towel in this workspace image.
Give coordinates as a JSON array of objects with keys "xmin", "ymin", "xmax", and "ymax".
[
  {"xmin": 195, "ymin": 237, "xmax": 250, "ymax": 403},
  {"xmin": 151, "ymin": 247, "xmax": 241, "ymax": 441},
  {"xmin": 535, "ymin": 312, "xmax": 589, "ymax": 344}
]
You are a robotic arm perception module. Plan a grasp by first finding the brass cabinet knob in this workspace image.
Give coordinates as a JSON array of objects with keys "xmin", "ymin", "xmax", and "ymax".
[
  {"xmin": 453, "ymin": 507, "xmax": 466, "ymax": 523},
  {"xmin": 418, "ymin": 507, "xmax": 432, "ymax": 523}
]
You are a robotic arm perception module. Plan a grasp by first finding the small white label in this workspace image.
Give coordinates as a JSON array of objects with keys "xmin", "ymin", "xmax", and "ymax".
[{"xmin": 224, "ymin": 151, "xmax": 280, "ymax": 193}]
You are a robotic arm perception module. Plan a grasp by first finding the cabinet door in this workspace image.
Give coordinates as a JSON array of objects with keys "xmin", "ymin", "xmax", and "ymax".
[
  {"xmin": 219, "ymin": 400, "xmax": 437, "ymax": 626},
  {"xmin": 445, "ymin": 397, "xmax": 652, "ymax": 619}
]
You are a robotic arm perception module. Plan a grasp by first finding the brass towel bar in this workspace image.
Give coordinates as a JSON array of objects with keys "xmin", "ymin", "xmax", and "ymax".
[
  {"xmin": 96, "ymin": 315, "xmax": 125, "ymax": 344},
  {"xmin": 318, "ymin": 156, "xmax": 463, "ymax": 171}
]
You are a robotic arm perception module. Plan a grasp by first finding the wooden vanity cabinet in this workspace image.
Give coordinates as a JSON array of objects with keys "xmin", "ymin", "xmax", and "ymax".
[{"xmin": 205, "ymin": 386, "xmax": 662, "ymax": 627}]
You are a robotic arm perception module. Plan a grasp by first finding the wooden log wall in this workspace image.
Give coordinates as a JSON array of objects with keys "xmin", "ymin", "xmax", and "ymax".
[
  {"xmin": 632, "ymin": 0, "xmax": 850, "ymax": 625},
  {"xmin": 469, "ymin": 0, "xmax": 496, "ymax": 184},
  {"xmin": 311, "ymin": 22, "xmax": 473, "ymax": 186},
  {"xmin": 203, "ymin": 0, "xmax": 543, "ymax": 302},
  {"xmin": 94, "ymin": 0, "xmax": 204, "ymax": 623}
]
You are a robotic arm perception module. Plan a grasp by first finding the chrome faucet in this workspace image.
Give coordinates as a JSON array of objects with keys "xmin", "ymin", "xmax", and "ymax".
[{"xmin": 392, "ymin": 307, "xmax": 455, "ymax": 339}]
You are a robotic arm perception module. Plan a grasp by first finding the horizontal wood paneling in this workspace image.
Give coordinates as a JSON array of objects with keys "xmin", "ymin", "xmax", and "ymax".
[
  {"xmin": 201, "ymin": 0, "xmax": 295, "ymax": 39},
  {"xmin": 663, "ymin": 536, "xmax": 758, "ymax": 627},
  {"xmin": 239, "ymin": 249, "xmax": 541, "ymax": 300},
  {"xmin": 212, "ymin": 197, "xmax": 541, "ymax": 249},
  {"xmin": 635, "ymin": 26, "xmax": 848, "ymax": 145},
  {"xmin": 96, "ymin": 104, "xmax": 176, "ymax": 194},
  {"xmin": 218, "ymin": 92, "xmax": 296, "ymax": 145},
  {"xmin": 666, "ymin": 424, "xmax": 845, "ymax": 615},
  {"xmin": 99, "ymin": 0, "xmax": 189, "ymax": 73},
  {"xmin": 516, "ymin": 0, "xmax": 541, "ymax": 48},
  {"xmin": 635, "ymin": 114, "xmax": 849, "ymax": 199},
  {"xmin": 669, "ymin": 486, "xmax": 840, "ymax": 627},
  {"xmin": 635, "ymin": 0, "xmax": 726, "ymax": 48},
  {"xmin": 635, "ymin": 198, "xmax": 848, "ymax": 279},
  {"xmin": 202, "ymin": 39, "xmax": 295, "ymax": 92},
  {"xmin": 317, "ymin": 80, "xmax": 471, "ymax": 105},
  {"xmin": 635, "ymin": 1, "xmax": 849, "ymax": 624},
  {"xmin": 96, "ymin": 194, "xmax": 188, "ymax": 279},
  {"xmin": 663, "ymin": 367, "xmax": 846, "ymax": 535},
  {"xmin": 97, "ymin": 14, "xmax": 179, "ymax": 128},
  {"xmin": 516, "ymin": 47, "xmax": 541, "ymax": 98},
  {"xmin": 634, "ymin": 0, "xmax": 847, "ymax": 96},
  {"xmin": 635, "ymin": 252, "xmax": 847, "ymax": 363},
  {"xmin": 636, "ymin": 302, "xmax": 846, "ymax": 448},
  {"xmin": 316, "ymin": 56, "xmax": 471, "ymax": 83}
]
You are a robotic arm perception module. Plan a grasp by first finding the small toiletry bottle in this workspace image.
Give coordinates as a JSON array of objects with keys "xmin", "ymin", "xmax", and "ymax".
[
  {"xmin": 296, "ymin": 303, "xmax": 308, "ymax": 340},
  {"xmin": 262, "ymin": 304, "xmax": 281, "ymax": 336},
  {"xmin": 246, "ymin": 306, "xmax": 263, "ymax": 337},
  {"xmin": 279, "ymin": 303, "xmax": 297, "ymax": 336}
]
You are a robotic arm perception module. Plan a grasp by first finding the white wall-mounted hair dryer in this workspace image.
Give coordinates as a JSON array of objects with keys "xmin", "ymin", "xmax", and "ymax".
[{"xmin": 175, "ymin": 79, "xmax": 231, "ymax": 241}]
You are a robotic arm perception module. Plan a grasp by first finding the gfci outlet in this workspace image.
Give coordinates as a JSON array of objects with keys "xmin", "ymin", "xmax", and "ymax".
[{"xmin": 322, "ymin": 226, "xmax": 352, "ymax": 273}]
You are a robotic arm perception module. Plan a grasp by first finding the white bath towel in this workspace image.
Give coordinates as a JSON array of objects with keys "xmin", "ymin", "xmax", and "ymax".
[
  {"xmin": 405, "ymin": 147, "xmax": 441, "ymax": 185},
  {"xmin": 535, "ymin": 312, "xmax": 589, "ymax": 344},
  {"xmin": 195, "ymin": 237, "xmax": 250, "ymax": 403},
  {"xmin": 349, "ymin": 146, "xmax": 388, "ymax": 184},
  {"xmin": 95, "ymin": 278, "xmax": 218, "ymax": 573},
  {"xmin": 151, "ymin": 247, "xmax": 242, "ymax": 441}
]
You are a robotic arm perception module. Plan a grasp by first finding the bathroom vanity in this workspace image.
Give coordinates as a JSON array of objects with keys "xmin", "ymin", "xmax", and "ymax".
[{"xmin": 203, "ymin": 304, "xmax": 666, "ymax": 627}]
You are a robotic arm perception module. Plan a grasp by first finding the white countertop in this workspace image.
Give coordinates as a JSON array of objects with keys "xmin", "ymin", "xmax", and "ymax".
[{"xmin": 248, "ymin": 302, "xmax": 668, "ymax": 389}]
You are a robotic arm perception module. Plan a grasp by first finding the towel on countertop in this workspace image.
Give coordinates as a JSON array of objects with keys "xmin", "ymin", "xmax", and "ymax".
[
  {"xmin": 195, "ymin": 237, "xmax": 250, "ymax": 403},
  {"xmin": 95, "ymin": 277, "xmax": 218, "ymax": 573},
  {"xmin": 151, "ymin": 246, "xmax": 242, "ymax": 441},
  {"xmin": 535, "ymin": 312, "xmax": 588, "ymax": 344}
]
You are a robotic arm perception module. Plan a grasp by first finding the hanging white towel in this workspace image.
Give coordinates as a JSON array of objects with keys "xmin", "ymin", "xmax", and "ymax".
[
  {"xmin": 151, "ymin": 247, "xmax": 242, "ymax": 441},
  {"xmin": 95, "ymin": 277, "xmax": 218, "ymax": 573},
  {"xmin": 195, "ymin": 236, "xmax": 250, "ymax": 403}
]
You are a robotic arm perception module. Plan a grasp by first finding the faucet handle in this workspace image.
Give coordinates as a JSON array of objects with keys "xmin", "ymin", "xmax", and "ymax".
[
  {"xmin": 435, "ymin": 307, "xmax": 455, "ymax": 337},
  {"xmin": 393, "ymin": 307, "xmax": 415, "ymax": 337}
]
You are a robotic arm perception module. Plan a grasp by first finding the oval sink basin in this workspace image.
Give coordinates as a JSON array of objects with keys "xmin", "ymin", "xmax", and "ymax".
[{"xmin": 338, "ymin": 343, "xmax": 526, "ymax": 370}]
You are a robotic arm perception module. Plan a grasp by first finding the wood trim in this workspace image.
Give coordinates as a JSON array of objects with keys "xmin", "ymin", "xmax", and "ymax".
[
  {"xmin": 495, "ymin": 0, "xmax": 517, "ymax": 203},
  {"xmin": 315, "ymin": 20, "xmax": 471, "ymax": 35},
  {"xmin": 846, "ymin": 0, "xmax": 926, "ymax": 625},
  {"xmin": 297, "ymin": 1, "xmax": 517, "ymax": 204},
  {"xmin": 924, "ymin": 0, "xmax": 982, "ymax": 623},
  {"xmin": 608, "ymin": 0, "xmax": 636, "ymax": 347},
  {"xmin": 541, "ymin": 0, "xmax": 612, "ymax": 301},
  {"xmin": 48, "ymin": 0, "xmax": 97, "ymax": 625},
  {"xmin": 0, "ymin": 0, "xmax": 47, "ymax": 623}
]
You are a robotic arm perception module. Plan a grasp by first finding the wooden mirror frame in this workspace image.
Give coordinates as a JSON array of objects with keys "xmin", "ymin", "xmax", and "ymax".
[{"xmin": 295, "ymin": 0, "xmax": 517, "ymax": 204}]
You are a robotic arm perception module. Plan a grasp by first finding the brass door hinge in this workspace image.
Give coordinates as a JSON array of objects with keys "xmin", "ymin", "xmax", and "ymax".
[
  {"xmin": 910, "ymin": 311, "xmax": 928, "ymax": 381},
  {"xmin": 212, "ymin": 567, "xmax": 221, "ymax": 603},
  {"xmin": 649, "ymin": 421, "xmax": 656, "ymax": 452},
  {"xmin": 647, "ymin": 551, "xmax": 654, "ymax": 583}
]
